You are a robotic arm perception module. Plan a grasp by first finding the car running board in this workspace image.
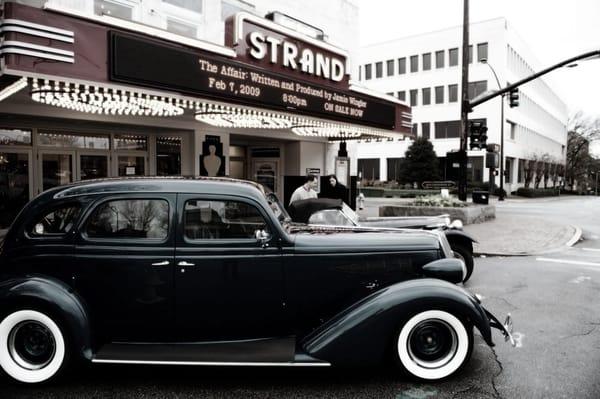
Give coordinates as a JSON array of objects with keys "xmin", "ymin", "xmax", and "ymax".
[{"xmin": 92, "ymin": 336, "xmax": 330, "ymax": 367}]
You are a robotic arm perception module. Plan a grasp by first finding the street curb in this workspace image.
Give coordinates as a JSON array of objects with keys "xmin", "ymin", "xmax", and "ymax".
[{"xmin": 473, "ymin": 224, "xmax": 583, "ymax": 258}]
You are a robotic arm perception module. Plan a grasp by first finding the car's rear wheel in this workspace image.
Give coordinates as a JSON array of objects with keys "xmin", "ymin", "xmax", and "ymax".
[
  {"xmin": 0, "ymin": 309, "xmax": 69, "ymax": 384},
  {"xmin": 396, "ymin": 310, "xmax": 473, "ymax": 380},
  {"xmin": 451, "ymin": 243, "xmax": 474, "ymax": 282}
]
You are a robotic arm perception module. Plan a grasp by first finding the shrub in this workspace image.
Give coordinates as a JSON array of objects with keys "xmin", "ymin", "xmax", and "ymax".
[
  {"xmin": 411, "ymin": 195, "xmax": 468, "ymax": 208},
  {"xmin": 516, "ymin": 187, "xmax": 559, "ymax": 198}
]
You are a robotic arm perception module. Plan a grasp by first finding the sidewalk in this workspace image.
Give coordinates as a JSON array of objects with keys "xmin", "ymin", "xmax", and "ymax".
[
  {"xmin": 361, "ymin": 197, "xmax": 581, "ymax": 257},
  {"xmin": 464, "ymin": 215, "xmax": 580, "ymax": 256}
]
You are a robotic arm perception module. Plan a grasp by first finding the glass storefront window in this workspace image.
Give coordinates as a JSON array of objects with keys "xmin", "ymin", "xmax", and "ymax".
[
  {"xmin": 115, "ymin": 134, "xmax": 148, "ymax": 151},
  {"xmin": 118, "ymin": 156, "xmax": 145, "ymax": 176},
  {"xmin": 42, "ymin": 153, "xmax": 73, "ymax": 191},
  {"xmin": 0, "ymin": 128, "xmax": 32, "ymax": 146},
  {"xmin": 38, "ymin": 132, "xmax": 110, "ymax": 149},
  {"xmin": 156, "ymin": 136, "xmax": 181, "ymax": 176},
  {"xmin": 80, "ymin": 155, "xmax": 108, "ymax": 180},
  {"xmin": 0, "ymin": 152, "xmax": 30, "ymax": 228}
]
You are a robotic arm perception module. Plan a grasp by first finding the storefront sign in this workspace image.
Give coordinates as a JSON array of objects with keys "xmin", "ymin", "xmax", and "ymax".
[
  {"xmin": 110, "ymin": 33, "xmax": 396, "ymax": 130},
  {"xmin": 226, "ymin": 13, "xmax": 349, "ymax": 88}
]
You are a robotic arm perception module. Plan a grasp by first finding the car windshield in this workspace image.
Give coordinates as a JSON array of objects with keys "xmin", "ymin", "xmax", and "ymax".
[
  {"xmin": 340, "ymin": 202, "xmax": 360, "ymax": 225},
  {"xmin": 266, "ymin": 193, "xmax": 291, "ymax": 226}
]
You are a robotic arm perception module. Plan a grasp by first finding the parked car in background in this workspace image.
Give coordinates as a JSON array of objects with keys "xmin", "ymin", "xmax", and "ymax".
[
  {"xmin": 287, "ymin": 198, "xmax": 477, "ymax": 281},
  {"xmin": 0, "ymin": 177, "xmax": 512, "ymax": 385}
]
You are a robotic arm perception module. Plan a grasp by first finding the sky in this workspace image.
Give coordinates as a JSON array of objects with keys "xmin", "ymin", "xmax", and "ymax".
[{"xmin": 358, "ymin": 0, "xmax": 600, "ymax": 121}]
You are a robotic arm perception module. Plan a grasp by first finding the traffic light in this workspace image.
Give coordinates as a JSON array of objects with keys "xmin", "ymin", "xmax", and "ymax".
[
  {"xmin": 469, "ymin": 121, "xmax": 488, "ymax": 150},
  {"xmin": 509, "ymin": 87, "xmax": 519, "ymax": 108}
]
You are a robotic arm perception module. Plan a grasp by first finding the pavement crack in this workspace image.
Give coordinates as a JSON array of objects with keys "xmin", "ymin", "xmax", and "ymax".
[
  {"xmin": 560, "ymin": 325, "xmax": 597, "ymax": 340},
  {"xmin": 490, "ymin": 346, "xmax": 505, "ymax": 399}
]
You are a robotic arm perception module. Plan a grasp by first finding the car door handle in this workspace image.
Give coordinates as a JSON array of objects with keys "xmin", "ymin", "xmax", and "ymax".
[
  {"xmin": 177, "ymin": 261, "xmax": 195, "ymax": 266},
  {"xmin": 151, "ymin": 260, "xmax": 170, "ymax": 266}
]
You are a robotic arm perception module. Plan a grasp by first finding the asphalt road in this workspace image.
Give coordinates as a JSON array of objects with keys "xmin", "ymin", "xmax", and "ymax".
[{"xmin": 1, "ymin": 196, "xmax": 599, "ymax": 398}]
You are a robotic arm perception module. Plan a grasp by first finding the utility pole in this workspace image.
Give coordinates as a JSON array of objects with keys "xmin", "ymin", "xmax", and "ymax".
[{"xmin": 458, "ymin": 0, "xmax": 470, "ymax": 201}]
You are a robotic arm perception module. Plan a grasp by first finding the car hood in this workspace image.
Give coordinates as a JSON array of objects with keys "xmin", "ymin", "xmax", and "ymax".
[{"xmin": 287, "ymin": 223, "xmax": 441, "ymax": 253}]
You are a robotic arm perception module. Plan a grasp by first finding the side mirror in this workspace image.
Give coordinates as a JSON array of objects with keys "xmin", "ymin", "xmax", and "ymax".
[{"xmin": 254, "ymin": 229, "xmax": 270, "ymax": 248}]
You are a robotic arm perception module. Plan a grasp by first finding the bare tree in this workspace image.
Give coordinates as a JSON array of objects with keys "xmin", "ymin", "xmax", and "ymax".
[{"xmin": 566, "ymin": 112, "xmax": 600, "ymax": 190}]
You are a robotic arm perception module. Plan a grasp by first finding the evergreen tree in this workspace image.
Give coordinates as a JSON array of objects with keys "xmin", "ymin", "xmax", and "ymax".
[{"xmin": 398, "ymin": 137, "xmax": 441, "ymax": 185}]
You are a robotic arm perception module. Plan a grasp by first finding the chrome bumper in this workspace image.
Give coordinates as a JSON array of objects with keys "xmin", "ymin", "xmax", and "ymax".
[{"xmin": 485, "ymin": 309, "xmax": 516, "ymax": 347}]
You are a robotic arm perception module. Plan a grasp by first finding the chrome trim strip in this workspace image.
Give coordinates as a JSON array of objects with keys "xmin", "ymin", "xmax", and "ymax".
[
  {"xmin": 2, "ymin": 41, "xmax": 74, "ymax": 57},
  {"xmin": 0, "ymin": 26, "xmax": 74, "ymax": 44},
  {"xmin": 2, "ymin": 18, "xmax": 74, "ymax": 37},
  {"xmin": 0, "ymin": 48, "xmax": 74, "ymax": 63},
  {"xmin": 91, "ymin": 359, "xmax": 331, "ymax": 367}
]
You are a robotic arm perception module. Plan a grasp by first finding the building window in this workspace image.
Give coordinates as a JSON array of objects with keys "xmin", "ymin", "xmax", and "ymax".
[
  {"xmin": 410, "ymin": 55, "xmax": 418, "ymax": 72},
  {"xmin": 375, "ymin": 61, "xmax": 383, "ymax": 78},
  {"xmin": 449, "ymin": 48, "xmax": 458, "ymax": 66},
  {"xmin": 509, "ymin": 121, "xmax": 516, "ymax": 140},
  {"xmin": 364, "ymin": 64, "xmax": 372, "ymax": 80},
  {"xmin": 221, "ymin": 0, "xmax": 255, "ymax": 21},
  {"xmin": 469, "ymin": 156, "xmax": 483, "ymax": 182},
  {"xmin": 163, "ymin": 0, "xmax": 202, "ymax": 12},
  {"xmin": 387, "ymin": 158, "xmax": 403, "ymax": 183},
  {"xmin": 518, "ymin": 159, "xmax": 526, "ymax": 183},
  {"xmin": 358, "ymin": 158, "xmax": 380, "ymax": 181},
  {"xmin": 422, "ymin": 53, "xmax": 431, "ymax": 71},
  {"xmin": 505, "ymin": 157, "xmax": 514, "ymax": 183},
  {"xmin": 422, "ymin": 122, "xmax": 430, "ymax": 139},
  {"xmin": 422, "ymin": 88, "xmax": 431, "ymax": 105},
  {"xmin": 386, "ymin": 59, "xmax": 394, "ymax": 76},
  {"xmin": 166, "ymin": 17, "xmax": 197, "ymax": 39},
  {"xmin": 398, "ymin": 57, "xmax": 406, "ymax": 74},
  {"xmin": 397, "ymin": 91, "xmax": 406, "ymax": 101},
  {"xmin": 468, "ymin": 80, "xmax": 488, "ymax": 100},
  {"xmin": 434, "ymin": 120, "xmax": 461, "ymax": 139},
  {"xmin": 410, "ymin": 89, "xmax": 418, "ymax": 106},
  {"xmin": 468, "ymin": 44, "xmax": 473, "ymax": 64},
  {"xmin": 449, "ymin": 84, "xmax": 458, "ymax": 102},
  {"xmin": 477, "ymin": 42, "xmax": 488, "ymax": 62},
  {"xmin": 435, "ymin": 50, "xmax": 444, "ymax": 68},
  {"xmin": 435, "ymin": 86, "xmax": 444, "ymax": 104},
  {"xmin": 0, "ymin": 128, "xmax": 32, "ymax": 145},
  {"xmin": 358, "ymin": 65, "xmax": 361, "ymax": 81},
  {"xmin": 412, "ymin": 124, "xmax": 418, "ymax": 136}
]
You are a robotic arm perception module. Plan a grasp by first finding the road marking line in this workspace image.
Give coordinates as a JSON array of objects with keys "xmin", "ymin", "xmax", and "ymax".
[
  {"xmin": 536, "ymin": 257, "xmax": 600, "ymax": 267},
  {"xmin": 582, "ymin": 248, "xmax": 600, "ymax": 252}
]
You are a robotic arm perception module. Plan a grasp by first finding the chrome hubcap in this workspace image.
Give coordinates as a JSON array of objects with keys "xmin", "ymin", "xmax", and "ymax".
[
  {"xmin": 407, "ymin": 319, "xmax": 458, "ymax": 369},
  {"xmin": 8, "ymin": 321, "xmax": 56, "ymax": 370}
]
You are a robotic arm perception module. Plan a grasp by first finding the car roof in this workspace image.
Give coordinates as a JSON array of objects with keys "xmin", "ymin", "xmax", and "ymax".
[{"xmin": 44, "ymin": 176, "xmax": 267, "ymax": 200}]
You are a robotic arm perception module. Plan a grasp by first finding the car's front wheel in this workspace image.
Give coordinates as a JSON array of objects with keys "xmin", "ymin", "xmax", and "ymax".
[
  {"xmin": 396, "ymin": 310, "xmax": 473, "ymax": 380},
  {"xmin": 0, "ymin": 309, "xmax": 69, "ymax": 384}
]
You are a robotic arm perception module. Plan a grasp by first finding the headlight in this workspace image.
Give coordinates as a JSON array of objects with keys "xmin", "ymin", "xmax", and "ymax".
[{"xmin": 449, "ymin": 219, "xmax": 463, "ymax": 230}]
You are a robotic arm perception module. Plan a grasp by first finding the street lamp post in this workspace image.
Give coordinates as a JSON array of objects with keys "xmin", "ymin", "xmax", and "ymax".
[{"xmin": 480, "ymin": 58, "xmax": 505, "ymax": 201}]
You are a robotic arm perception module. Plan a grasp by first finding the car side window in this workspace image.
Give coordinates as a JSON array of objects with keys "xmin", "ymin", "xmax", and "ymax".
[
  {"xmin": 86, "ymin": 199, "xmax": 169, "ymax": 240},
  {"xmin": 31, "ymin": 204, "xmax": 81, "ymax": 236},
  {"xmin": 184, "ymin": 199, "xmax": 269, "ymax": 240}
]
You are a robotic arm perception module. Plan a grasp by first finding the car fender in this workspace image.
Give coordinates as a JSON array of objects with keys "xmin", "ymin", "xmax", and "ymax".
[
  {"xmin": 445, "ymin": 229, "xmax": 477, "ymax": 247},
  {"xmin": 0, "ymin": 275, "xmax": 92, "ymax": 361},
  {"xmin": 301, "ymin": 278, "xmax": 492, "ymax": 366}
]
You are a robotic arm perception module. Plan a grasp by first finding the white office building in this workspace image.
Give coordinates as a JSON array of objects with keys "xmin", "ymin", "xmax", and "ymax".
[{"xmin": 354, "ymin": 17, "xmax": 568, "ymax": 194}]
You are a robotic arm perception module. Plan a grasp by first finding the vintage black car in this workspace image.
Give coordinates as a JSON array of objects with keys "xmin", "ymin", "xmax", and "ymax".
[
  {"xmin": 0, "ymin": 177, "xmax": 513, "ymax": 384},
  {"xmin": 287, "ymin": 198, "xmax": 476, "ymax": 281}
]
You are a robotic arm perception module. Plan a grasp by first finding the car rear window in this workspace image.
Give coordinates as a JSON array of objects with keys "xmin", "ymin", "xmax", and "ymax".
[
  {"xmin": 31, "ymin": 204, "xmax": 81, "ymax": 236},
  {"xmin": 86, "ymin": 199, "xmax": 169, "ymax": 240}
]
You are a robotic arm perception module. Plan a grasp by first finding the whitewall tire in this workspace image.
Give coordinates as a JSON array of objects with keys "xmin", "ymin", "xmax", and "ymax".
[
  {"xmin": 0, "ymin": 309, "xmax": 67, "ymax": 384},
  {"xmin": 396, "ymin": 310, "xmax": 472, "ymax": 380}
]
